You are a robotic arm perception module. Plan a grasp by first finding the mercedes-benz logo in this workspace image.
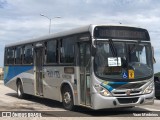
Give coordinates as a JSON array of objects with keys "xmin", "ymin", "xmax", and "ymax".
[{"xmin": 126, "ymin": 90, "xmax": 131, "ymax": 96}]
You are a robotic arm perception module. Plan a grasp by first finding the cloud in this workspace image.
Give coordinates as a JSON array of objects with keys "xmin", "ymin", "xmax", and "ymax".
[
  {"xmin": 0, "ymin": 0, "xmax": 160, "ymax": 73},
  {"xmin": 0, "ymin": 0, "xmax": 7, "ymax": 8}
]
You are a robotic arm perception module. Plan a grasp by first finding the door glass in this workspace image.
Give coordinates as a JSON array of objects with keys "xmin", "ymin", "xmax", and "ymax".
[
  {"xmin": 35, "ymin": 48, "xmax": 43, "ymax": 96},
  {"xmin": 80, "ymin": 43, "xmax": 85, "ymax": 104},
  {"xmin": 79, "ymin": 42, "xmax": 91, "ymax": 106}
]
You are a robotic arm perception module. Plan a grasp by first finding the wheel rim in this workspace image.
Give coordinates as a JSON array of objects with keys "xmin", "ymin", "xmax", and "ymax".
[{"xmin": 64, "ymin": 92, "xmax": 71, "ymax": 104}]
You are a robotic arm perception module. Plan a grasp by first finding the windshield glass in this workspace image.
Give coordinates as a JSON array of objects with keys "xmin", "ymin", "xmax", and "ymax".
[{"xmin": 94, "ymin": 41, "xmax": 153, "ymax": 81}]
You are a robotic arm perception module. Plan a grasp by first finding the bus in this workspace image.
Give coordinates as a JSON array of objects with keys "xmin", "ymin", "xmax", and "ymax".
[{"xmin": 4, "ymin": 24, "xmax": 155, "ymax": 110}]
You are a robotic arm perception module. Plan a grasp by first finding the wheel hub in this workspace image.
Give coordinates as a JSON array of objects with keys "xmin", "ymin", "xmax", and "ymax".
[{"xmin": 64, "ymin": 92, "xmax": 71, "ymax": 104}]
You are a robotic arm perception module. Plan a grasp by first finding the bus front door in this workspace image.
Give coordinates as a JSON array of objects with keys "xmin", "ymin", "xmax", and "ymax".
[
  {"xmin": 35, "ymin": 47, "xmax": 44, "ymax": 96},
  {"xmin": 79, "ymin": 42, "xmax": 91, "ymax": 106}
]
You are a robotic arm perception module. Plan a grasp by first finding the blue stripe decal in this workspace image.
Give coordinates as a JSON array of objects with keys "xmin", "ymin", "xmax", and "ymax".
[
  {"xmin": 4, "ymin": 66, "xmax": 34, "ymax": 84},
  {"xmin": 108, "ymin": 82, "xmax": 128, "ymax": 85},
  {"xmin": 101, "ymin": 81, "xmax": 128, "ymax": 92},
  {"xmin": 101, "ymin": 84, "xmax": 113, "ymax": 91}
]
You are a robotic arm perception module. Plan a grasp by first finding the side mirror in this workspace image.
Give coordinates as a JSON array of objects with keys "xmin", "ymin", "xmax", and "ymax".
[{"xmin": 152, "ymin": 46, "xmax": 156, "ymax": 64}]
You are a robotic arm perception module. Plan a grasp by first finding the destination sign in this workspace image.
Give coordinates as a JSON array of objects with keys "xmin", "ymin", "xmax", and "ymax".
[{"xmin": 94, "ymin": 26, "xmax": 150, "ymax": 40}]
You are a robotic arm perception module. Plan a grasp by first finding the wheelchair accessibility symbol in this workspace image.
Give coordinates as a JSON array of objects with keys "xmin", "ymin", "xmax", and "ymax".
[{"xmin": 122, "ymin": 72, "xmax": 128, "ymax": 79}]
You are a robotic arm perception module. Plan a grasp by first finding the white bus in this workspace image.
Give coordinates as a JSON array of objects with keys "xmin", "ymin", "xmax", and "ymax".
[{"xmin": 4, "ymin": 24, "xmax": 155, "ymax": 110}]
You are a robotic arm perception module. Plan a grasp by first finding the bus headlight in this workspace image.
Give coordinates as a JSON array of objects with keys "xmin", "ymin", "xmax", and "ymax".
[
  {"xmin": 143, "ymin": 82, "xmax": 154, "ymax": 94},
  {"xmin": 95, "ymin": 85, "xmax": 112, "ymax": 97}
]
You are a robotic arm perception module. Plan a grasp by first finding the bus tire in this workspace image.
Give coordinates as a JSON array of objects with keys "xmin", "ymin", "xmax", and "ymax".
[
  {"xmin": 62, "ymin": 85, "xmax": 74, "ymax": 110},
  {"xmin": 17, "ymin": 81, "xmax": 25, "ymax": 99}
]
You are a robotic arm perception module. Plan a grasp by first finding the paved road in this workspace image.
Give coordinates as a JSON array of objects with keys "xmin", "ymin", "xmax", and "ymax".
[{"xmin": 0, "ymin": 81, "xmax": 160, "ymax": 120}]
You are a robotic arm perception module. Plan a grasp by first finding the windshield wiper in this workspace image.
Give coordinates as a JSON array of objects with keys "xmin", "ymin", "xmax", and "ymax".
[
  {"xmin": 108, "ymin": 39, "xmax": 128, "ymax": 68},
  {"xmin": 109, "ymin": 39, "xmax": 128, "ymax": 68},
  {"xmin": 130, "ymin": 41, "xmax": 141, "ymax": 53},
  {"xmin": 108, "ymin": 39, "xmax": 117, "ymax": 57}
]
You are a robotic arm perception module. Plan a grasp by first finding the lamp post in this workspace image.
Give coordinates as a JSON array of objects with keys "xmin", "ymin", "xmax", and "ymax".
[{"xmin": 40, "ymin": 14, "xmax": 61, "ymax": 34}]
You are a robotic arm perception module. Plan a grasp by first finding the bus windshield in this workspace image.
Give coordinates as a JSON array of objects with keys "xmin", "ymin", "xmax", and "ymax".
[{"xmin": 94, "ymin": 41, "xmax": 153, "ymax": 81}]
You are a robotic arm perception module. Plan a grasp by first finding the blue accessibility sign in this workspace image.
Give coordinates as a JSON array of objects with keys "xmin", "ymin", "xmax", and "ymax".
[{"xmin": 122, "ymin": 72, "xmax": 128, "ymax": 79}]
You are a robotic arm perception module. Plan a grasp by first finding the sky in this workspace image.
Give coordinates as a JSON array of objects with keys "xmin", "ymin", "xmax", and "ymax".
[{"xmin": 0, "ymin": 0, "xmax": 160, "ymax": 73}]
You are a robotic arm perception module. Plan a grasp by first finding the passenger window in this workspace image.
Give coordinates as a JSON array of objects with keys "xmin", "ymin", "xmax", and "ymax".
[
  {"xmin": 7, "ymin": 48, "xmax": 15, "ymax": 64},
  {"xmin": 23, "ymin": 44, "xmax": 33, "ymax": 64},
  {"xmin": 4, "ymin": 49, "xmax": 8, "ymax": 65},
  {"xmin": 60, "ymin": 37, "xmax": 75, "ymax": 63},
  {"xmin": 46, "ymin": 40, "xmax": 57, "ymax": 63},
  {"xmin": 15, "ymin": 46, "xmax": 23, "ymax": 64}
]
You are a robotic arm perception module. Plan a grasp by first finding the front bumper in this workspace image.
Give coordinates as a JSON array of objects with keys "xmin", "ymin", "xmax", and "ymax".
[{"xmin": 91, "ymin": 90, "xmax": 154, "ymax": 110}]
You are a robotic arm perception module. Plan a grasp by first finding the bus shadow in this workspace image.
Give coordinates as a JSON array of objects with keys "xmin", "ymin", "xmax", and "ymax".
[
  {"xmin": 6, "ymin": 93, "xmax": 152, "ymax": 117},
  {"xmin": 5, "ymin": 93, "xmax": 17, "ymax": 98}
]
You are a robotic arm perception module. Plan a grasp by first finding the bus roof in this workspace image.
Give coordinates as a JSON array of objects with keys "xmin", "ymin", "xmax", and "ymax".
[
  {"xmin": 5, "ymin": 24, "xmax": 148, "ymax": 47},
  {"xmin": 5, "ymin": 24, "xmax": 91, "ymax": 47}
]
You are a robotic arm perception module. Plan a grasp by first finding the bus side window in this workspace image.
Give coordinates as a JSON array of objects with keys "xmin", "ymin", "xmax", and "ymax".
[
  {"xmin": 4, "ymin": 48, "xmax": 8, "ymax": 65},
  {"xmin": 23, "ymin": 44, "xmax": 33, "ymax": 64},
  {"xmin": 15, "ymin": 46, "xmax": 23, "ymax": 64},
  {"xmin": 7, "ymin": 47, "xmax": 15, "ymax": 65},
  {"xmin": 46, "ymin": 40, "xmax": 57, "ymax": 63},
  {"xmin": 60, "ymin": 37, "xmax": 75, "ymax": 63}
]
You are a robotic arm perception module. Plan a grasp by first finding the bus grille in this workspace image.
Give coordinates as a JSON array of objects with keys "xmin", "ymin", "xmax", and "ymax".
[
  {"xmin": 113, "ymin": 90, "xmax": 141, "ymax": 96},
  {"xmin": 117, "ymin": 97, "xmax": 139, "ymax": 104}
]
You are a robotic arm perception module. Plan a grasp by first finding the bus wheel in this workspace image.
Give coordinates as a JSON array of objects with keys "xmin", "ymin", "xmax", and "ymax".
[
  {"xmin": 17, "ymin": 81, "xmax": 25, "ymax": 99},
  {"xmin": 62, "ymin": 86, "xmax": 74, "ymax": 110}
]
